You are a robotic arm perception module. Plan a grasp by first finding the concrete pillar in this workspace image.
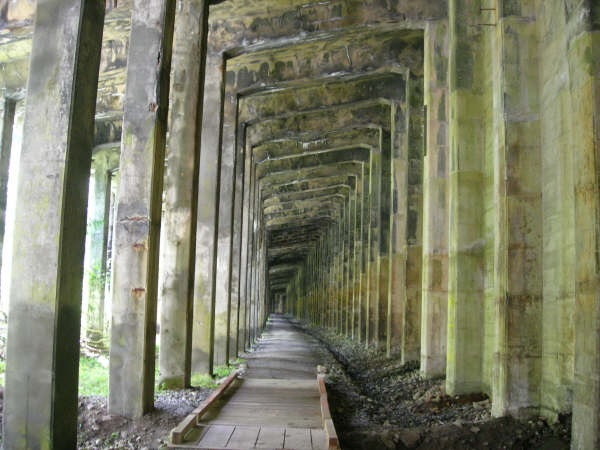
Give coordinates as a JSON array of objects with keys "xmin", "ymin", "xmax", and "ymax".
[
  {"xmin": 158, "ymin": 0, "xmax": 209, "ymax": 390},
  {"xmin": 570, "ymin": 6, "xmax": 600, "ymax": 449},
  {"xmin": 3, "ymin": 1, "xmax": 104, "ymax": 448},
  {"xmin": 229, "ymin": 126, "xmax": 245, "ymax": 360},
  {"xmin": 446, "ymin": 0, "xmax": 485, "ymax": 395},
  {"xmin": 421, "ymin": 19, "xmax": 449, "ymax": 378},
  {"xmin": 367, "ymin": 144, "xmax": 380, "ymax": 346},
  {"xmin": 401, "ymin": 77, "xmax": 424, "ymax": 363},
  {"xmin": 0, "ymin": 99, "xmax": 24, "ymax": 316},
  {"xmin": 0, "ymin": 98, "xmax": 15, "ymax": 281},
  {"xmin": 84, "ymin": 149, "xmax": 118, "ymax": 350},
  {"xmin": 109, "ymin": 0, "xmax": 175, "ymax": 418},
  {"xmin": 213, "ymin": 73, "xmax": 238, "ymax": 367},
  {"xmin": 491, "ymin": 9, "xmax": 542, "ymax": 418},
  {"xmin": 532, "ymin": 0, "xmax": 578, "ymax": 429},
  {"xmin": 192, "ymin": 53, "xmax": 223, "ymax": 376}
]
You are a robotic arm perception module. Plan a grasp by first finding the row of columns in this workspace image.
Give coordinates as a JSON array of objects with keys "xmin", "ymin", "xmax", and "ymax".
[{"xmin": 3, "ymin": 1, "xmax": 600, "ymax": 449}]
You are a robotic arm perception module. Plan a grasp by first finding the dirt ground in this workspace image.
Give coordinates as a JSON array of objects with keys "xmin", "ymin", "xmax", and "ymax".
[
  {"xmin": 0, "ymin": 319, "xmax": 572, "ymax": 449},
  {"xmin": 293, "ymin": 319, "xmax": 571, "ymax": 450}
]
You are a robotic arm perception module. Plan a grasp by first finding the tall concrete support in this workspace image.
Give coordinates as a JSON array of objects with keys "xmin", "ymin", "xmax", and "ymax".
[
  {"xmin": 213, "ymin": 67, "xmax": 240, "ymax": 367},
  {"xmin": 192, "ymin": 53, "xmax": 223, "ymax": 376},
  {"xmin": 491, "ymin": 7, "xmax": 542, "ymax": 417},
  {"xmin": 421, "ymin": 20, "xmax": 449, "ymax": 377},
  {"xmin": 109, "ymin": 0, "xmax": 175, "ymax": 418},
  {"xmin": 84, "ymin": 148, "xmax": 119, "ymax": 350},
  {"xmin": 446, "ymin": 0, "xmax": 485, "ymax": 395},
  {"xmin": 230, "ymin": 128, "xmax": 246, "ymax": 357},
  {"xmin": 534, "ymin": 0, "xmax": 580, "ymax": 431},
  {"xmin": 3, "ymin": 1, "xmax": 104, "ymax": 448},
  {"xmin": 0, "ymin": 98, "xmax": 15, "ymax": 280},
  {"xmin": 158, "ymin": 0, "xmax": 209, "ymax": 390},
  {"xmin": 565, "ymin": 3, "xmax": 600, "ymax": 448},
  {"xmin": 402, "ymin": 76, "xmax": 424, "ymax": 363},
  {"xmin": 388, "ymin": 96, "xmax": 408, "ymax": 355}
]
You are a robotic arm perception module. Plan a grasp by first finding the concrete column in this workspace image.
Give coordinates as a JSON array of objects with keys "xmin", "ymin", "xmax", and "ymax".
[
  {"xmin": 192, "ymin": 53, "xmax": 223, "ymax": 375},
  {"xmin": 0, "ymin": 99, "xmax": 24, "ymax": 316},
  {"xmin": 421, "ymin": 20, "xmax": 449, "ymax": 378},
  {"xmin": 158, "ymin": 0, "xmax": 209, "ymax": 390},
  {"xmin": 492, "ymin": 10, "xmax": 542, "ymax": 418},
  {"xmin": 446, "ymin": 0, "xmax": 485, "ymax": 395},
  {"xmin": 388, "ymin": 99, "xmax": 408, "ymax": 355},
  {"xmin": 84, "ymin": 150, "xmax": 118, "ymax": 350},
  {"xmin": 214, "ymin": 70, "xmax": 238, "ymax": 367},
  {"xmin": 402, "ymin": 77, "xmax": 424, "ymax": 363},
  {"xmin": 3, "ymin": 1, "xmax": 104, "ymax": 448},
  {"xmin": 0, "ymin": 98, "xmax": 15, "ymax": 281},
  {"xmin": 570, "ymin": 7, "xmax": 600, "ymax": 449},
  {"xmin": 108, "ymin": 0, "xmax": 175, "ymax": 418},
  {"xmin": 229, "ymin": 128, "xmax": 245, "ymax": 360},
  {"xmin": 238, "ymin": 134, "xmax": 252, "ymax": 352},
  {"xmin": 367, "ymin": 145, "xmax": 381, "ymax": 346}
]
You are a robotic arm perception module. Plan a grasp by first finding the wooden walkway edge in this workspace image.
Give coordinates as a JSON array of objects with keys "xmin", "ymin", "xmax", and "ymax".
[{"xmin": 168, "ymin": 315, "xmax": 341, "ymax": 450}]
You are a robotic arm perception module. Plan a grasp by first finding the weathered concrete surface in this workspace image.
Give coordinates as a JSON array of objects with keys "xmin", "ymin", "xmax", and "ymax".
[
  {"xmin": 191, "ymin": 52, "xmax": 223, "ymax": 377},
  {"xmin": 158, "ymin": 0, "xmax": 209, "ymax": 389},
  {"xmin": 3, "ymin": 1, "xmax": 104, "ymax": 448},
  {"xmin": 446, "ymin": 0, "xmax": 485, "ymax": 396},
  {"xmin": 109, "ymin": 0, "xmax": 175, "ymax": 418},
  {"xmin": 0, "ymin": 98, "xmax": 15, "ymax": 291},
  {"xmin": 420, "ymin": 19, "xmax": 449, "ymax": 378},
  {"xmin": 4, "ymin": 1, "xmax": 600, "ymax": 447}
]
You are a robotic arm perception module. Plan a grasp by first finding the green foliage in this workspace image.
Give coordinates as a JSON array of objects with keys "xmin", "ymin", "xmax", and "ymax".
[
  {"xmin": 213, "ymin": 364, "xmax": 235, "ymax": 378},
  {"xmin": 87, "ymin": 262, "xmax": 106, "ymax": 296},
  {"xmin": 78, "ymin": 356, "xmax": 109, "ymax": 396},
  {"xmin": 190, "ymin": 373, "xmax": 218, "ymax": 389}
]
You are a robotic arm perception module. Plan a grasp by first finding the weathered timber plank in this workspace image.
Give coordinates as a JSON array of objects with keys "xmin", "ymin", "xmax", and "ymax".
[
  {"xmin": 310, "ymin": 429, "xmax": 327, "ymax": 450},
  {"xmin": 226, "ymin": 425, "xmax": 260, "ymax": 448},
  {"xmin": 255, "ymin": 427, "xmax": 285, "ymax": 447},
  {"xmin": 283, "ymin": 428, "xmax": 312, "ymax": 449},
  {"xmin": 196, "ymin": 424, "xmax": 235, "ymax": 447}
]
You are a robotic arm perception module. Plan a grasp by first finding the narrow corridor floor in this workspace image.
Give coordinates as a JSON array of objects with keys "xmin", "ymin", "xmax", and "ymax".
[{"xmin": 171, "ymin": 314, "xmax": 330, "ymax": 449}]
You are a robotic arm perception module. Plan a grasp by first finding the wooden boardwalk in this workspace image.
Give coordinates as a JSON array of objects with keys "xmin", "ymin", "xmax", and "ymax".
[{"xmin": 169, "ymin": 315, "xmax": 339, "ymax": 450}]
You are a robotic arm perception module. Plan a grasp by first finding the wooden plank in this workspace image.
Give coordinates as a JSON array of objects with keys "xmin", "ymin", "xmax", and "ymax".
[
  {"xmin": 191, "ymin": 371, "xmax": 240, "ymax": 416},
  {"xmin": 283, "ymin": 428, "xmax": 312, "ymax": 449},
  {"xmin": 196, "ymin": 424, "xmax": 235, "ymax": 448},
  {"xmin": 324, "ymin": 419, "xmax": 340, "ymax": 450},
  {"xmin": 226, "ymin": 426, "xmax": 260, "ymax": 448},
  {"xmin": 255, "ymin": 427, "xmax": 285, "ymax": 447},
  {"xmin": 310, "ymin": 429, "xmax": 327, "ymax": 450},
  {"xmin": 170, "ymin": 371, "xmax": 239, "ymax": 444},
  {"xmin": 170, "ymin": 414, "xmax": 199, "ymax": 444}
]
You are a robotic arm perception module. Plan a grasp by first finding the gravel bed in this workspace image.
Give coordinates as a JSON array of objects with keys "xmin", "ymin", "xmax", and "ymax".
[{"xmin": 291, "ymin": 318, "xmax": 571, "ymax": 450}]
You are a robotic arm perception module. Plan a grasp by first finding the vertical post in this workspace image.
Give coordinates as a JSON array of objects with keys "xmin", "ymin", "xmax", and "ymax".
[
  {"xmin": 446, "ymin": 0, "xmax": 485, "ymax": 395},
  {"xmin": 108, "ymin": 0, "xmax": 175, "ymax": 418},
  {"xmin": 492, "ymin": 11, "xmax": 542, "ymax": 417},
  {"xmin": 571, "ymin": 9, "xmax": 600, "ymax": 449},
  {"xmin": 192, "ymin": 53, "xmax": 224, "ymax": 376},
  {"xmin": 402, "ymin": 77, "xmax": 424, "ymax": 363},
  {"xmin": 3, "ymin": 1, "xmax": 104, "ymax": 448},
  {"xmin": 85, "ymin": 153, "xmax": 112, "ymax": 350},
  {"xmin": 0, "ymin": 98, "xmax": 16, "ymax": 280},
  {"xmin": 421, "ymin": 20, "xmax": 450, "ymax": 377},
  {"xmin": 214, "ymin": 66, "xmax": 238, "ymax": 367},
  {"xmin": 158, "ymin": 0, "xmax": 210, "ymax": 390}
]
